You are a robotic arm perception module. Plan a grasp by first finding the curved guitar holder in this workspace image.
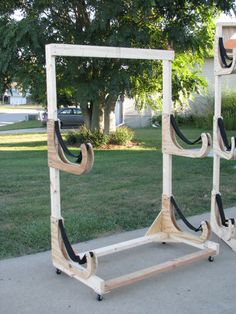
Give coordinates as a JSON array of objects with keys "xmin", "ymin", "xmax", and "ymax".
[
  {"xmin": 47, "ymin": 119, "xmax": 94, "ymax": 175},
  {"xmin": 213, "ymin": 117, "xmax": 236, "ymax": 160},
  {"xmin": 51, "ymin": 217, "xmax": 97, "ymax": 279},
  {"xmin": 162, "ymin": 114, "xmax": 211, "ymax": 158},
  {"xmin": 211, "ymin": 193, "xmax": 236, "ymax": 242},
  {"xmin": 146, "ymin": 195, "xmax": 211, "ymax": 245},
  {"xmin": 215, "ymin": 24, "xmax": 236, "ymax": 75}
]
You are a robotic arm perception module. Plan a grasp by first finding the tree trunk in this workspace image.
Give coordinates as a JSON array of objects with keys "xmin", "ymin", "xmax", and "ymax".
[
  {"xmin": 80, "ymin": 103, "xmax": 92, "ymax": 129},
  {"xmin": 104, "ymin": 94, "xmax": 118, "ymax": 134},
  {"xmin": 104, "ymin": 102, "xmax": 116, "ymax": 134},
  {"xmin": 91, "ymin": 102, "xmax": 104, "ymax": 132}
]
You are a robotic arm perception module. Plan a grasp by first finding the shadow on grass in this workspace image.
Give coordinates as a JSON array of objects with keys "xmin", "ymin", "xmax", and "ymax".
[{"xmin": 0, "ymin": 140, "xmax": 47, "ymax": 148}]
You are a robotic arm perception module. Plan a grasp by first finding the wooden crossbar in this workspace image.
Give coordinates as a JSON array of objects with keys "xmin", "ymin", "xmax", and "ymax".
[
  {"xmin": 46, "ymin": 44, "xmax": 174, "ymax": 61},
  {"xmin": 104, "ymin": 248, "xmax": 216, "ymax": 292},
  {"xmin": 80, "ymin": 233, "xmax": 167, "ymax": 258}
]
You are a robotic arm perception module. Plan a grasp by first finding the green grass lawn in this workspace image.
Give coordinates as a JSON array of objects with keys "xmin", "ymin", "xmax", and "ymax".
[
  {"xmin": 0, "ymin": 127, "xmax": 235, "ymax": 259},
  {"xmin": 0, "ymin": 120, "xmax": 43, "ymax": 131}
]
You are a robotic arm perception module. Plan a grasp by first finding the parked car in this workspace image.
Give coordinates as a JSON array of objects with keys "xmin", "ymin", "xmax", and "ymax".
[{"xmin": 40, "ymin": 107, "xmax": 84, "ymax": 127}]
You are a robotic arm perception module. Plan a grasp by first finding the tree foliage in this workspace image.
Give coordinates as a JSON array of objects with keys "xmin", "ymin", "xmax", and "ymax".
[{"xmin": 0, "ymin": 1, "xmax": 235, "ymax": 132}]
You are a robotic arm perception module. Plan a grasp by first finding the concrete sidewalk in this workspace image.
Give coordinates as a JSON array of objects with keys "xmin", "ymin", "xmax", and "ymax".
[{"xmin": 0, "ymin": 209, "xmax": 236, "ymax": 314}]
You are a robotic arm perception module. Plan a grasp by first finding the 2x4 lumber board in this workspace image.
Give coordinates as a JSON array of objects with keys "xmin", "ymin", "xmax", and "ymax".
[
  {"xmin": 45, "ymin": 47, "xmax": 57, "ymax": 119},
  {"xmin": 81, "ymin": 233, "xmax": 167, "ymax": 258},
  {"xmin": 46, "ymin": 44, "xmax": 174, "ymax": 61},
  {"xmin": 162, "ymin": 60, "xmax": 173, "ymax": 196},
  {"xmin": 104, "ymin": 248, "xmax": 216, "ymax": 292},
  {"xmin": 216, "ymin": 21, "xmax": 236, "ymax": 27},
  {"xmin": 49, "ymin": 169, "xmax": 61, "ymax": 219},
  {"xmin": 170, "ymin": 234, "xmax": 219, "ymax": 252}
]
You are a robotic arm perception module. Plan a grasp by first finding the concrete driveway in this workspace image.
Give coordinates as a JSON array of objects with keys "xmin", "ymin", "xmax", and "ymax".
[{"xmin": 0, "ymin": 208, "xmax": 236, "ymax": 314}]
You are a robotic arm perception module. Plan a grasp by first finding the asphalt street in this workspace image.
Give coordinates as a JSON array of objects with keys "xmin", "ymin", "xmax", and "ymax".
[{"xmin": 0, "ymin": 108, "xmax": 41, "ymax": 127}]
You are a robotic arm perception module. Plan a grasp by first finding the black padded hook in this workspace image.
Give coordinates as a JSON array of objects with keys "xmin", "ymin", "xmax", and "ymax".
[
  {"xmin": 217, "ymin": 118, "xmax": 236, "ymax": 151},
  {"xmin": 170, "ymin": 115, "xmax": 202, "ymax": 145},
  {"xmin": 170, "ymin": 196, "xmax": 203, "ymax": 232},
  {"xmin": 54, "ymin": 120, "xmax": 85, "ymax": 163},
  {"xmin": 215, "ymin": 194, "xmax": 235, "ymax": 227},
  {"xmin": 219, "ymin": 37, "xmax": 233, "ymax": 68},
  {"xmin": 58, "ymin": 219, "xmax": 94, "ymax": 264}
]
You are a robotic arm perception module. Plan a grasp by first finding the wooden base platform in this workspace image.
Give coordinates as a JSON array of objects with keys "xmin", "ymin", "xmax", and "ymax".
[{"xmin": 51, "ymin": 195, "xmax": 219, "ymax": 297}]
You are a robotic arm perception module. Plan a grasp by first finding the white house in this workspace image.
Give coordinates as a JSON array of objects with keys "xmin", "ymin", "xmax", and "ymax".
[
  {"xmin": 3, "ymin": 83, "xmax": 27, "ymax": 105},
  {"xmin": 117, "ymin": 57, "xmax": 236, "ymax": 128},
  {"xmin": 116, "ymin": 97, "xmax": 153, "ymax": 128}
]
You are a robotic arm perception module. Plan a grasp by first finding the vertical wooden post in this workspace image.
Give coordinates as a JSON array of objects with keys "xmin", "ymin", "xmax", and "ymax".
[
  {"xmin": 46, "ymin": 45, "xmax": 61, "ymax": 219},
  {"xmin": 162, "ymin": 60, "xmax": 172, "ymax": 197},
  {"xmin": 213, "ymin": 75, "xmax": 221, "ymax": 193}
]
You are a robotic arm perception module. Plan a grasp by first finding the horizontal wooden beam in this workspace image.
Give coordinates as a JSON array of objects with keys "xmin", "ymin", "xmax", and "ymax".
[
  {"xmin": 216, "ymin": 21, "xmax": 236, "ymax": 27},
  {"xmin": 104, "ymin": 248, "xmax": 216, "ymax": 292},
  {"xmin": 46, "ymin": 44, "xmax": 174, "ymax": 61},
  {"xmin": 81, "ymin": 233, "xmax": 167, "ymax": 258}
]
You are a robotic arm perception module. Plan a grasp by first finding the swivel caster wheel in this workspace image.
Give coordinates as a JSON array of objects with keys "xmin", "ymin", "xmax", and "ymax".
[
  {"xmin": 96, "ymin": 294, "xmax": 103, "ymax": 301},
  {"xmin": 56, "ymin": 268, "xmax": 62, "ymax": 275},
  {"xmin": 208, "ymin": 256, "xmax": 214, "ymax": 262}
]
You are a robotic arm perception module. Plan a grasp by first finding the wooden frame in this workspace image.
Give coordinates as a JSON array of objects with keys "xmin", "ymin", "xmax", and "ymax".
[
  {"xmin": 46, "ymin": 44, "xmax": 219, "ymax": 299},
  {"xmin": 211, "ymin": 21, "xmax": 236, "ymax": 251}
]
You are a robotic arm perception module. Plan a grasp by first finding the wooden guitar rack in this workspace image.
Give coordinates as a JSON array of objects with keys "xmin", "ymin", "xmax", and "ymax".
[
  {"xmin": 46, "ymin": 44, "xmax": 219, "ymax": 300},
  {"xmin": 211, "ymin": 21, "xmax": 236, "ymax": 251}
]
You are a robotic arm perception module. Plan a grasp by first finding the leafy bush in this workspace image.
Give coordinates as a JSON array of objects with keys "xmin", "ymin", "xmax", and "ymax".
[
  {"xmin": 151, "ymin": 115, "xmax": 162, "ymax": 127},
  {"xmin": 222, "ymin": 91, "xmax": 236, "ymax": 115},
  {"xmin": 171, "ymin": 91, "xmax": 236, "ymax": 130},
  {"xmin": 108, "ymin": 126, "xmax": 134, "ymax": 145},
  {"xmin": 66, "ymin": 125, "xmax": 134, "ymax": 148},
  {"xmin": 175, "ymin": 114, "xmax": 195, "ymax": 126},
  {"xmin": 65, "ymin": 126, "xmax": 108, "ymax": 148},
  {"xmin": 192, "ymin": 113, "xmax": 213, "ymax": 129},
  {"xmin": 221, "ymin": 91, "xmax": 236, "ymax": 130}
]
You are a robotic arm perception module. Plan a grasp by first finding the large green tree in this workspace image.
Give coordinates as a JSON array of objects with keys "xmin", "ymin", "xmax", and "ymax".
[{"xmin": 0, "ymin": 1, "xmax": 235, "ymax": 133}]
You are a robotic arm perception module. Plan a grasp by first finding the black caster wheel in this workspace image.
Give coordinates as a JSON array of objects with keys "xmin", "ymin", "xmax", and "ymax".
[
  {"xmin": 208, "ymin": 256, "xmax": 214, "ymax": 262},
  {"xmin": 162, "ymin": 242, "xmax": 166, "ymax": 244},
  {"xmin": 56, "ymin": 268, "xmax": 62, "ymax": 275},
  {"xmin": 96, "ymin": 294, "xmax": 103, "ymax": 301}
]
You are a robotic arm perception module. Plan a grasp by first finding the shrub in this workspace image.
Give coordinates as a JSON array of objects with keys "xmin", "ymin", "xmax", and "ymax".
[
  {"xmin": 170, "ymin": 91, "xmax": 236, "ymax": 130},
  {"xmin": 108, "ymin": 126, "xmax": 134, "ymax": 145},
  {"xmin": 175, "ymin": 114, "xmax": 195, "ymax": 126},
  {"xmin": 66, "ymin": 126, "xmax": 134, "ymax": 148},
  {"xmin": 151, "ymin": 115, "xmax": 162, "ymax": 127},
  {"xmin": 221, "ymin": 91, "xmax": 236, "ymax": 130},
  {"xmin": 222, "ymin": 90, "xmax": 236, "ymax": 115},
  {"xmin": 65, "ymin": 126, "xmax": 108, "ymax": 148}
]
